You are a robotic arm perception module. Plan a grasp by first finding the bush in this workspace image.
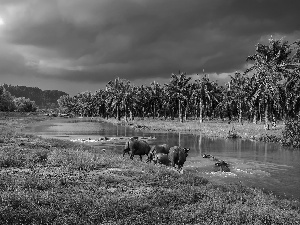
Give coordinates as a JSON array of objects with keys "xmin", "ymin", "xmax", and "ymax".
[
  {"xmin": 227, "ymin": 126, "xmax": 241, "ymax": 139},
  {"xmin": 282, "ymin": 118, "xmax": 300, "ymax": 148}
]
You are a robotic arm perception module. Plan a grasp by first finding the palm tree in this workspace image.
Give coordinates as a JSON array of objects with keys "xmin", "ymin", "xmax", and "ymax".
[
  {"xmin": 106, "ymin": 77, "xmax": 131, "ymax": 120},
  {"xmin": 279, "ymin": 40, "xmax": 300, "ymax": 119},
  {"xmin": 192, "ymin": 75, "xmax": 218, "ymax": 123},
  {"xmin": 93, "ymin": 89, "xmax": 108, "ymax": 118},
  {"xmin": 122, "ymin": 83, "xmax": 135, "ymax": 121},
  {"xmin": 229, "ymin": 72, "xmax": 249, "ymax": 124},
  {"xmin": 148, "ymin": 81, "xmax": 163, "ymax": 118},
  {"xmin": 216, "ymin": 83, "xmax": 234, "ymax": 122},
  {"xmin": 246, "ymin": 37, "xmax": 292, "ymax": 128},
  {"xmin": 166, "ymin": 72, "xmax": 191, "ymax": 122},
  {"xmin": 136, "ymin": 85, "xmax": 151, "ymax": 119}
]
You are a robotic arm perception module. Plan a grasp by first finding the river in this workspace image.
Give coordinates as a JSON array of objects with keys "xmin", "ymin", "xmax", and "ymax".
[{"xmin": 22, "ymin": 117, "xmax": 300, "ymax": 200}]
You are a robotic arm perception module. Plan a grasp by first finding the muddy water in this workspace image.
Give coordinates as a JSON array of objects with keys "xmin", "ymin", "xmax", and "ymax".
[{"xmin": 23, "ymin": 117, "xmax": 300, "ymax": 200}]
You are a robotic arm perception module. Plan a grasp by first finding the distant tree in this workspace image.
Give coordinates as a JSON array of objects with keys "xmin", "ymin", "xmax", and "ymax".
[
  {"xmin": 42, "ymin": 90, "xmax": 69, "ymax": 108},
  {"xmin": 148, "ymin": 81, "xmax": 163, "ymax": 118},
  {"xmin": 0, "ymin": 85, "xmax": 15, "ymax": 111},
  {"xmin": 76, "ymin": 91, "xmax": 94, "ymax": 117},
  {"xmin": 93, "ymin": 90, "xmax": 108, "ymax": 118},
  {"xmin": 13, "ymin": 97, "xmax": 37, "ymax": 112},
  {"xmin": 58, "ymin": 95, "xmax": 74, "ymax": 114},
  {"xmin": 121, "ymin": 81, "xmax": 134, "ymax": 121},
  {"xmin": 106, "ymin": 77, "xmax": 132, "ymax": 120},
  {"xmin": 166, "ymin": 72, "xmax": 191, "ymax": 122},
  {"xmin": 192, "ymin": 75, "xmax": 219, "ymax": 123},
  {"xmin": 279, "ymin": 40, "xmax": 300, "ymax": 119},
  {"xmin": 135, "ymin": 85, "xmax": 151, "ymax": 119},
  {"xmin": 216, "ymin": 83, "xmax": 234, "ymax": 121},
  {"xmin": 229, "ymin": 72, "xmax": 249, "ymax": 124},
  {"xmin": 3, "ymin": 84, "xmax": 67, "ymax": 108},
  {"xmin": 246, "ymin": 37, "xmax": 294, "ymax": 128}
]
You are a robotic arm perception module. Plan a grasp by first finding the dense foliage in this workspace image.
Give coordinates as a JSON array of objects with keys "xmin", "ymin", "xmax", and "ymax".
[
  {"xmin": 0, "ymin": 86, "xmax": 37, "ymax": 112},
  {"xmin": 2, "ymin": 84, "xmax": 68, "ymax": 108},
  {"xmin": 13, "ymin": 97, "xmax": 37, "ymax": 112},
  {"xmin": 282, "ymin": 117, "xmax": 300, "ymax": 148},
  {"xmin": 59, "ymin": 38, "xmax": 300, "ymax": 128},
  {"xmin": 0, "ymin": 86, "xmax": 15, "ymax": 112}
]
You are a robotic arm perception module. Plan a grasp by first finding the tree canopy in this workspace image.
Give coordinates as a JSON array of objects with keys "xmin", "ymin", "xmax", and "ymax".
[{"xmin": 53, "ymin": 37, "xmax": 300, "ymax": 125}]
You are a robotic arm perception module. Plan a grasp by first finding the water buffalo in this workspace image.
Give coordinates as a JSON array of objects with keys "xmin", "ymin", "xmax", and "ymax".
[
  {"xmin": 202, "ymin": 153, "xmax": 213, "ymax": 158},
  {"xmin": 123, "ymin": 138, "xmax": 151, "ymax": 161},
  {"xmin": 123, "ymin": 137, "xmax": 138, "ymax": 156},
  {"xmin": 202, "ymin": 153, "xmax": 218, "ymax": 161},
  {"xmin": 215, "ymin": 160, "xmax": 230, "ymax": 172},
  {"xmin": 169, "ymin": 146, "xmax": 190, "ymax": 170},
  {"xmin": 152, "ymin": 153, "xmax": 170, "ymax": 166},
  {"xmin": 148, "ymin": 144, "xmax": 170, "ymax": 162}
]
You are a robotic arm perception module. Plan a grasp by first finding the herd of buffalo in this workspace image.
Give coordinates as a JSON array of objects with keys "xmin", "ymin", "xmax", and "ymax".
[
  {"xmin": 123, "ymin": 137, "xmax": 190, "ymax": 170},
  {"xmin": 122, "ymin": 137, "xmax": 230, "ymax": 172}
]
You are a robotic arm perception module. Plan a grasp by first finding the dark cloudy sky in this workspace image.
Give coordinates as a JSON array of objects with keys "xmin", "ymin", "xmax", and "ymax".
[{"xmin": 0, "ymin": 0, "xmax": 299, "ymax": 95}]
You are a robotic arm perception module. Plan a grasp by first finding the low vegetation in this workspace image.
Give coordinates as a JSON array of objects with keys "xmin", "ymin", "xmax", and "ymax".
[
  {"xmin": 0, "ymin": 113, "xmax": 300, "ymax": 224},
  {"xmin": 282, "ymin": 117, "xmax": 300, "ymax": 148}
]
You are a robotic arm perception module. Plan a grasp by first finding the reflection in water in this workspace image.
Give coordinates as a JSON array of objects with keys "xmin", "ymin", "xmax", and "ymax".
[
  {"xmin": 23, "ymin": 118, "xmax": 300, "ymax": 200},
  {"xmin": 264, "ymin": 143, "xmax": 267, "ymax": 162}
]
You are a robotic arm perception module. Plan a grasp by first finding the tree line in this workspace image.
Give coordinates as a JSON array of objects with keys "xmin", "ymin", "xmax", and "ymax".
[
  {"xmin": 0, "ymin": 86, "xmax": 37, "ymax": 112},
  {"xmin": 2, "ymin": 84, "xmax": 68, "ymax": 108},
  {"xmin": 58, "ymin": 37, "xmax": 300, "ymax": 128},
  {"xmin": 0, "ymin": 85, "xmax": 68, "ymax": 112}
]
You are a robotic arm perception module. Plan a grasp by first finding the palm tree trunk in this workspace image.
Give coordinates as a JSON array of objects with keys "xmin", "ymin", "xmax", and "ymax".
[
  {"xmin": 142, "ymin": 106, "xmax": 145, "ymax": 120},
  {"xmin": 184, "ymin": 104, "xmax": 188, "ymax": 121},
  {"xmin": 265, "ymin": 101, "xmax": 269, "ymax": 130},
  {"xmin": 125, "ymin": 103, "xmax": 128, "ymax": 122},
  {"xmin": 238, "ymin": 100, "xmax": 242, "ymax": 124},
  {"xmin": 117, "ymin": 104, "xmax": 120, "ymax": 121},
  {"xmin": 253, "ymin": 109, "xmax": 257, "ymax": 124},
  {"xmin": 129, "ymin": 110, "xmax": 133, "ymax": 121},
  {"xmin": 164, "ymin": 107, "xmax": 167, "ymax": 120},
  {"xmin": 199, "ymin": 101, "xmax": 203, "ymax": 123},
  {"xmin": 179, "ymin": 99, "xmax": 183, "ymax": 123},
  {"xmin": 259, "ymin": 102, "xmax": 262, "ymax": 123}
]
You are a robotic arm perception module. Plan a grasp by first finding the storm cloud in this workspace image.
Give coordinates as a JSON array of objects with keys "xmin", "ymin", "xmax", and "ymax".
[{"xmin": 0, "ymin": 0, "xmax": 299, "ymax": 95}]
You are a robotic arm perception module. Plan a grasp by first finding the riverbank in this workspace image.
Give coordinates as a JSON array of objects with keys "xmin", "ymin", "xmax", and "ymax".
[
  {"xmin": 101, "ymin": 117, "xmax": 284, "ymax": 143},
  {"xmin": 1, "ymin": 113, "xmax": 300, "ymax": 224}
]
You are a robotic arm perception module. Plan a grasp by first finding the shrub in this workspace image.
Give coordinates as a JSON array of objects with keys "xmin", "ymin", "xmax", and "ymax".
[
  {"xmin": 227, "ymin": 126, "xmax": 241, "ymax": 139},
  {"xmin": 258, "ymin": 134, "xmax": 280, "ymax": 143},
  {"xmin": 32, "ymin": 149, "xmax": 49, "ymax": 163},
  {"xmin": 282, "ymin": 117, "xmax": 300, "ymax": 148}
]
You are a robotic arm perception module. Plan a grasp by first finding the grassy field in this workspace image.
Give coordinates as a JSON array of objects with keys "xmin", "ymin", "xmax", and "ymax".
[{"xmin": 0, "ymin": 113, "xmax": 299, "ymax": 224}]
